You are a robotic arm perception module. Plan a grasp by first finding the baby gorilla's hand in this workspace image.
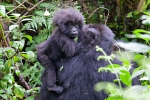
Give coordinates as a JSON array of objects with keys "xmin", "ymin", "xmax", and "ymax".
[
  {"xmin": 81, "ymin": 28, "xmax": 100, "ymax": 52},
  {"xmin": 87, "ymin": 28, "xmax": 99, "ymax": 38}
]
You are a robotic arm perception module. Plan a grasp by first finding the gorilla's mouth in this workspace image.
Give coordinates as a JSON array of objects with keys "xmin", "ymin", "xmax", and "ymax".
[{"xmin": 70, "ymin": 34, "xmax": 78, "ymax": 39}]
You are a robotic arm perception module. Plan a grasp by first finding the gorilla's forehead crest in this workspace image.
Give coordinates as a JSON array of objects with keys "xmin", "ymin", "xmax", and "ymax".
[{"xmin": 52, "ymin": 8, "xmax": 84, "ymax": 26}]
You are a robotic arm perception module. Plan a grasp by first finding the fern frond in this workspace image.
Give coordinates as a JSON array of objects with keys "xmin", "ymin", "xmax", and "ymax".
[{"xmin": 23, "ymin": 16, "xmax": 46, "ymax": 30}]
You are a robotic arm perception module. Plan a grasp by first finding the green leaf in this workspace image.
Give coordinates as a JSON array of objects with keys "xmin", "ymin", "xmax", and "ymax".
[
  {"xmin": 9, "ymin": 25, "xmax": 19, "ymax": 31},
  {"xmin": 15, "ymin": 70, "xmax": 21, "ymax": 76},
  {"xmin": 12, "ymin": 40, "xmax": 25, "ymax": 50},
  {"xmin": 0, "ymin": 5, "xmax": 6, "ymax": 16},
  {"xmin": 139, "ymin": 76, "xmax": 149, "ymax": 81},
  {"xmin": 117, "ymin": 42, "xmax": 150, "ymax": 53},
  {"xmin": 119, "ymin": 70, "xmax": 131, "ymax": 86},
  {"xmin": 105, "ymin": 64, "xmax": 121, "ymax": 69},
  {"xmin": 11, "ymin": 13, "xmax": 21, "ymax": 18},
  {"xmin": 134, "ymin": 54, "xmax": 144, "ymax": 61},
  {"xmin": 130, "ymin": 69, "xmax": 145, "ymax": 80},
  {"xmin": 7, "ymin": 86, "xmax": 13, "ymax": 95},
  {"xmin": 24, "ymin": 35, "xmax": 33, "ymax": 41},
  {"xmin": 14, "ymin": 84, "xmax": 25, "ymax": 99},
  {"xmin": 21, "ymin": 51, "xmax": 35, "ymax": 59},
  {"xmin": 4, "ymin": 59, "xmax": 12, "ymax": 73},
  {"xmin": 145, "ymin": 68, "xmax": 150, "ymax": 80},
  {"xmin": 123, "ymin": 85, "xmax": 147, "ymax": 99},
  {"xmin": 133, "ymin": 29, "xmax": 150, "ymax": 34},
  {"xmin": 60, "ymin": 66, "xmax": 63, "ymax": 71},
  {"xmin": 27, "ymin": 96, "xmax": 34, "ymax": 100},
  {"xmin": 0, "ymin": 94, "xmax": 7, "ymax": 99},
  {"xmin": 94, "ymin": 82, "xmax": 119, "ymax": 93},
  {"xmin": 3, "ymin": 73, "xmax": 14, "ymax": 84},
  {"xmin": 140, "ymin": 15, "xmax": 150, "ymax": 25},
  {"xmin": 126, "ymin": 12, "xmax": 133, "ymax": 18},
  {"xmin": 21, "ymin": 18, "xmax": 32, "ymax": 22},
  {"xmin": 107, "ymin": 83, "xmax": 116, "ymax": 94}
]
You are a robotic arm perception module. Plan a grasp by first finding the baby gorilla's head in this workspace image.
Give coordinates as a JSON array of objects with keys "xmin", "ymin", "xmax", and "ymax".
[{"xmin": 52, "ymin": 8, "xmax": 84, "ymax": 39}]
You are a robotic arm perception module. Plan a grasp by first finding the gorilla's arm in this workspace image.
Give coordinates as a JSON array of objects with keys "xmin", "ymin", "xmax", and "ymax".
[{"xmin": 56, "ymin": 34, "xmax": 76, "ymax": 58}]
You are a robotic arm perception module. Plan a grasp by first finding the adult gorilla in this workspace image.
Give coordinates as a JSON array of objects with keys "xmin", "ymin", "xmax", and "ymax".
[{"xmin": 39, "ymin": 24, "xmax": 139, "ymax": 100}]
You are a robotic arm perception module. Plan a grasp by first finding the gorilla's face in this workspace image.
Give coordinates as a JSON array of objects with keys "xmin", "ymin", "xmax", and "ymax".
[{"xmin": 64, "ymin": 21, "xmax": 81, "ymax": 39}]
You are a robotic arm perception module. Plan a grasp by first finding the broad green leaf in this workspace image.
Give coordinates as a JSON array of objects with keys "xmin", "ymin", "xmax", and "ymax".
[
  {"xmin": 140, "ymin": 15, "xmax": 150, "ymax": 25},
  {"xmin": 107, "ymin": 83, "xmax": 116, "ymax": 94},
  {"xmin": 134, "ymin": 54, "xmax": 144, "ymax": 61},
  {"xmin": 0, "ymin": 94, "xmax": 7, "ymax": 99},
  {"xmin": 3, "ymin": 73, "xmax": 14, "ymax": 84},
  {"xmin": 0, "ymin": 5, "xmax": 6, "ymax": 16},
  {"xmin": 94, "ymin": 82, "xmax": 119, "ymax": 93},
  {"xmin": 3, "ymin": 47, "xmax": 14, "ymax": 52},
  {"xmin": 21, "ymin": 53, "xmax": 28, "ymax": 59},
  {"xmin": 117, "ymin": 42, "xmax": 150, "ymax": 53},
  {"xmin": 12, "ymin": 40, "xmax": 25, "ymax": 50},
  {"xmin": 27, "ymin": 96, "xmax": 34, "ymax": 100},
  {"xmin": 15, "ymin": 70, "xmax": 21, "ymax": 76},
  {"xmin": 12, "ymin": 96, "xmax": 17, "ymax": 100},
  {"xmin": 14, "ymin": 84, "xmax": 25, "ymax": 99},
  {"xmin": 130, "ymin": 69, "xmax": 145, "ymax": 80},
  {"xmin": 105, "ymin": 64, "xmax": 121, "ymax": 69},
  {"xmin": 126, "ymin": 12, "xmax": 133, "ymax": 18},
  {"xmin": 9, "ymin": 25, "xmax": 18, "ymax": 31},
  {"xmin": 24, "ymin": 35, "xmax": 33, "ymax": 41},
  {"xmin": 123, "ymin": 85, "xmax": 147, "ymax": 99},
  {"xmin": 4, "ymin": 59, "xmax": 12, "ymax": 73},
  {"xmin": 7, "ymin": 86, "xmax": 13, "ymax": 95},
  {"xmin": 21, "ymin": 51, "xmax": 35, "ymax": 59},
  {"xmin": 119, "ymin": 70, "xmax": 131, "ymax": 86},
  {"xmin": 139, "ymin": 76, "xmax": 149, "ymax": 80},
  {"xmin": 133, "ymin": 29, "xmax": 150, "ymax": 34}
]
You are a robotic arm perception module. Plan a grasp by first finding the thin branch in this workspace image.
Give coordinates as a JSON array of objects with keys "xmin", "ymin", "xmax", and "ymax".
[
  {"xmin": 88, "ymin": 7, "xmax": 110, "ymax": 25},
  {"xmin": 14, "ymin": 63, "xmax": 31, "ymax": 90},
  {"xmin": 6, "ymin": 0, "xmax": 26, "ymax": 14},
  {"xmin": 23, "ymin": 0, "xmax": 45, "ymax": 16}
]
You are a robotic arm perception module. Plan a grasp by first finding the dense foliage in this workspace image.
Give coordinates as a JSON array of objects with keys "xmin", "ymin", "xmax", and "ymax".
[{"xmin": 0, "ymin": 0, "xmax": 150, "ymax": 100}]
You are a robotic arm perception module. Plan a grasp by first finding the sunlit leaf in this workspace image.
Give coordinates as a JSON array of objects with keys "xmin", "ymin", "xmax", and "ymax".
[
  {"xmin": 14, "ymin": 84, "xmax": 25, "ymax": 99},
  {"xmin": 11, "ymin": 13, "xmax": 21, "ymax": 17},
  {"xmin": 133, "ymin": 29, "xmax": 150, "ymax": 34},
  {"xmin": 140, "ymin": 15, "xmax": 150, "ymax": 25},
  {"xmin": 130, "ymin": 70, "xmax": 145, "ymax": 80},
  {"xmin": 119, "ymin": 70, "xmax": 131, "ymax": 86},
  {"xmin": 21, "ymin": 18, "xmax": 32, "ymax": 22},
  {"xmin": 117, "ymin": 42, "xmax": 150, "ymax": 53},
  {"xmin": 123, "ymin": 85, "xmax": 147, "ymax": 99},
  {"xmin": 4, "ymin": 59, "xmax": 12, "ymax": 73},
  {"xmin": 139, "ymin": 76, "xmax": 149, "ymax": 80},
  {"xmin": 134, "ymin": 54, "xmax": 144, "ymax": 61},
  {"xmin": 9, "ymin": 25, "xmax": 19, "ymax": 31},
  {"xmin": 12, "ymin": 40, "xmax": 25, "ymax": 50},
  {"xmin": 24, "ymin": 35, "xmax": 33, "ymax": 41},
  {"xmin": 0, "ymin": 5, "xmax": 6, "ymax": 16}
]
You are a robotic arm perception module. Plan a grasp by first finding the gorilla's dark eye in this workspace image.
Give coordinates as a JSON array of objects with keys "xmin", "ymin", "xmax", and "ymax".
[{"xmin": 67, "ymin": 22, "xmax": 73, "ymax": 27}]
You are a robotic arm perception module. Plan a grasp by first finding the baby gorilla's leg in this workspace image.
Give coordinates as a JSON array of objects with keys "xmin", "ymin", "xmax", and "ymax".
[{"xmin": 46, "ymin": 66, "xmax": 64, "ymax": 93}]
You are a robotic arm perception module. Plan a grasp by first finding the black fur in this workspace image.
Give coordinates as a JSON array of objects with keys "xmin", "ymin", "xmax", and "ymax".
[
  {"xmin": 37, "ymin": 8, "xmax": 84, "ymax": 95},
  {"xmin": 39, "ymin": 24, "xmax": 139, "ymax": 100}
]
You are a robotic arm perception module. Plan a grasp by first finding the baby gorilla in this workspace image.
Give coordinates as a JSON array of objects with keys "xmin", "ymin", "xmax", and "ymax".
[{"xmin": 37, "ymin": 8, "xmax": 84, "ymax": 93}]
